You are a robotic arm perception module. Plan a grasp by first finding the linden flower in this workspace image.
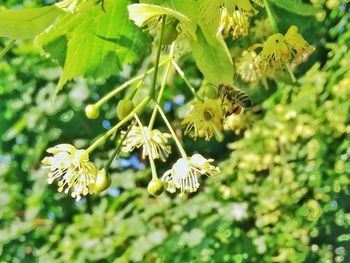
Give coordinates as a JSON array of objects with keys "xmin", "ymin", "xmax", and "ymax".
[
  {"xmin": 236, "ymin": 50, "xmax": 261, "ymax": 82},
  {"xmin": 122, "ymin": 126, "xmax": 172, "ymax": 162},
  {"xmin": 182, "ymin": 99, "xmax": 223, "ymax": 141},
  {"xmin": 42, "ymin": 144, "xmax": 97, "ymax": 201},
  {"xmin": 250, "ymin": 25, "xmax": 314, "ymax": 74},
  {"xmin": 285, "ymin": 25, "xmax": 315, "ymax": 65},
  {"xmin": 250, "ymin": 33, "xmax": 291, "ymax": 73},
  {"xmin": 162, "ymin": 154, "xmax": 220, "ymax": 197},
  {"xmin": 218, "ymin": 8, "xmax": 249, "ymax": 39},
  {"xmin": 199, "ymin": 0, "xmax": 258, "ymax": 18}
]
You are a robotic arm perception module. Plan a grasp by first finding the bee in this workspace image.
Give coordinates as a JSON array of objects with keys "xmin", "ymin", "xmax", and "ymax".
[{"xmin": 218, "ymin": 84, "xmax": 252, "ymax": 117}]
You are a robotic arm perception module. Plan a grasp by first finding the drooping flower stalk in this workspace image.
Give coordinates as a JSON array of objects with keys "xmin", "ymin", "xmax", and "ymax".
[
  {"xmin": 149, "ymin": 42, "xmax": 176, "ymax": 129},
  {"xmin": 172, "ymin": 60, "xmax": 203, "ymax": 102},
  {"xmin": 156, "ymin": 103, "xmax": 188, "ymax": 158}
]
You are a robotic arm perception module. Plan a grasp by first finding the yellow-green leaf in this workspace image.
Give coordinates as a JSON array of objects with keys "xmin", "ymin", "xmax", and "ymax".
[
  {"xmin": 35, "ymin": 0, "xmax": 150, "ymax": 95},
  {"xmin": 0, "ymin": 6, "xmax": 64, "ymax": 40},
  {"xmin": 190, "ymin": 29, "xmax": 234, "ymax": 86}
]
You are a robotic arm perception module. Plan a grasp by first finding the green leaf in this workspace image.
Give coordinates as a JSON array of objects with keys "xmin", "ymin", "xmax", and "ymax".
[
  {"xmin": 190, "ymin": 29, "xmax": 234, "ymax": 86},
  {"xmin": 0, "ymin": 6, "xmax": 64, "ymax": 40},
  {"xmin": 269, "ymin": 0, "xmax": 319, "ymax": 16},
  {"xmin": 35, "ymin": 0, "xmax": 150, "ymax": 94}
]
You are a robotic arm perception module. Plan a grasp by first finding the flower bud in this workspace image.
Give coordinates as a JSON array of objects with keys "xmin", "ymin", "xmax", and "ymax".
[
  {"xmin": 116, "ymin": 99, "xmax": 134, "ymax": 120},
  {"xmin": 162, "ymin": 20, "xmax": 179, "ymax": 45},
  {"xmin": 94, "ymin": 168, "xmax": 111, "ymax": 193},
  {"xmin": 85, "ymin": 104, "xmax": 100, "ymax": 119},
  {"xmin": 147, "ymin": 178, "xmax": 164, "ymax": 196}
]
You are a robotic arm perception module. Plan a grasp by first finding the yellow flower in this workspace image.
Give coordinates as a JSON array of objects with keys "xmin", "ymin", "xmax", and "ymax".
[
  {"xmin": 162, "ymin": 154, "xmax": 220, "ymax": 197},
  {"xmin": 182, "ymin": 99, "xmax": 223, "ymax": 141},
  {"xmin": 42, "ymin": 144, "xmax": 97, "ymax": 201},
  {"xmin": 218, "ymin": 8, "xmax": 249, "ymax": 39},
  {"xmin": 251, "ymin": 33, "xmax": 291, "ymax": 73},
  {"xmin": 236, "ymin": 50, "xmax": 261, "ymax": 82},
  {"xmin": 250, "ymin": 26, "xmax": 314, "ymax": 75},
  {"xmin": 285, "ymin": 25, "xmax": 315, "ymax": 65},
  {"xmin": 122, "ymin": 126, "xmax": 172, "ymax": 162}
]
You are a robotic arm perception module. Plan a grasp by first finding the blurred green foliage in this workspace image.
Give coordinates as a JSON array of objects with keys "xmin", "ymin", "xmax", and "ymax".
[{"xmin": 0, "ymin": 1, "xmax": 350, "ymax": 263}]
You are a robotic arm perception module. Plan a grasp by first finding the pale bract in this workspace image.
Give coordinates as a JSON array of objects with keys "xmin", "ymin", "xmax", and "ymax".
[{"xmin": 127, "ymin": 3, "xmax": 197, "ymax": 41}]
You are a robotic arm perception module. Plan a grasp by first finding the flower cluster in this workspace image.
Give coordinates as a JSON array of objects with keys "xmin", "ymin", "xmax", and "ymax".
[
  {"xmin": 40, "ymin": 1, "xmax": 315, "ymax": 203},
  {"xmin": 162, "ymin": 154, "xmax": 220, "ymax": 197}
]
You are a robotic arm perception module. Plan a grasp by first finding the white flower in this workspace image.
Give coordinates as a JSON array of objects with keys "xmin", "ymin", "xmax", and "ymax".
[
  {"xmin": 162, "ymin": 154, "xmax": 220, "ymax": 197},
  {"xmin": 122, "ymin": 126, "xmax": 172, "ymax": 162},
  {"xmin": 42, "ymin": 144, "xmax": 97, "ymax": 201}
]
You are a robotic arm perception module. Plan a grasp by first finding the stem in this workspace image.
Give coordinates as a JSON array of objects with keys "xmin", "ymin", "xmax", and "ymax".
[
  {"xmin": 263, "ymin": 0, "xmax": 278, "ymax": 33},
  {"xmin": 150, "ymin": 15, "xmax": 167, "ymax": 98},
  {"xmin": 94, "ymin": 58, "xmax": 170, "ymax": 108},
  {"xmin": 286, "ymin": 63, "xmax": 297, "ymax": 83},
  {"xmin": 149, "ymin": 43, "xmax": 175, "ymax": 129},
  {"xmin": 172, "ymin": 60, "xmax": 203, "ymax": 101},
  {"xmin": 87, "ymin": 96, "xmax": 151, "ymax": 153},
  {"xmin": 156, "ymin": 103, "xmax": 187, "ymax": 158},
  {"xmin": 0, "ymin": 39, "xmax": 16, "ymax": 58},
  {"xmin": 133, "ymin": 114, "xmax": 158, "ymax": 179},
  {"xmin": 104, "ymin": 121, "xmax": 134, "ymax": 172}
]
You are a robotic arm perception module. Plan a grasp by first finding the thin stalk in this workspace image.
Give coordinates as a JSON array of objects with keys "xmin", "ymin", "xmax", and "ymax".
[
  {"xmin": 0, "ymin": 39, "xmax": 16, "ymax": 58},
  {"xmin": 286, "ymin": 63, "xmax": 297, "ymax": 83},
  {"xmin": 150, "ymin": 15, "xmax": 167, "ymax": 98},
  {"xmin": 95, "ymin": 58, "xmax": 170, "ymax": 108},
  {"xmin": 156, "ymin": 103, "xmax": 187, "ymax": 158},
  {"xmin": 134, "ymin": 114, "xmax": 159, "ymax": 179},
  {"xmin": 263, "ymin": 0, "xmax": 278, "ymax": 33},
  {"xmin": 172, "ymin": 60, "xmax": 203, "ymax": 101},
  {"xmin": 149, "ymin": 43, "xmax": 176, "ymax": 129},
  {"xmin": 87, "ymin": 96, "xmax": 151, "ymax": 153},
  {"xmin": 104, "ymin": 121, "xmax": 134, "ymax": 172}
]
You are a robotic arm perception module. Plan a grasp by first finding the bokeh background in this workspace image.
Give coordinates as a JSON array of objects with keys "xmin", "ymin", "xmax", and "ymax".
[{"xmin": 1, "ymin": 1, "xmax": 350, "ymax": 262}]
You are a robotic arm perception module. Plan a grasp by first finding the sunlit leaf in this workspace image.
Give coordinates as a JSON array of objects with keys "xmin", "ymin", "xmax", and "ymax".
[
  {"xmin": 0, "ymin": 6, "xmax": 64, "ymax": 39},
  {"xmin": 35, "ymin": 0, "xmax": 150, "ymax": 95},
  {"xmin": 190, "ymin": 29, "xmax": 234, "ymax": 86}
]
